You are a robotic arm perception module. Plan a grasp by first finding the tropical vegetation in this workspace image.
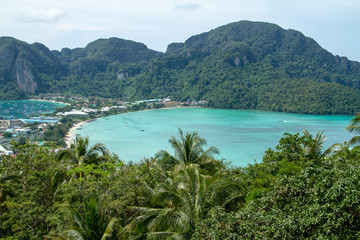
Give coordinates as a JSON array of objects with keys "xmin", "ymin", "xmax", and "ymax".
[{"xmin": 1, "ymin": 112, "xmax": 360, "ymax": 239}]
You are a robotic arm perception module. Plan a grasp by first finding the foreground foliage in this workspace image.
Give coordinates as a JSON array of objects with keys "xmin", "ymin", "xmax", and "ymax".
[
  {"xmin": 1, "ymin": 114, "xmax": 360, "ymax": 239},
  {"xmin": 192, "ymin": 152, "xmax": 360, "ymax": 239}
]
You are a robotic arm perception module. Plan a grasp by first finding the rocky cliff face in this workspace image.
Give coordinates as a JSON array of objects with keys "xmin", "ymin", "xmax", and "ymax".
[
  {"xmin": 0, "ymin": 37, "xmax": 63, "ymax": 95},
  {"xmin": 15, "ymin": 59, "xmax": 37, "ymax": 93}
]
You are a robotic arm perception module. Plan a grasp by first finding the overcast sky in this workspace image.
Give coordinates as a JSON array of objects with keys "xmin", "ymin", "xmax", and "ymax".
[{"xmin": 2, "ymin": 0, "xmax": 360, "ymax": 61}]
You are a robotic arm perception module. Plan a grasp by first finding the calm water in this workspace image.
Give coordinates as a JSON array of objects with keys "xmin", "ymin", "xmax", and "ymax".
[
  {"xmin": 0, "ymin": 100, "xmax": 66, "ymax": 119},
  {"xmin": 73, "ymin": 108, "xmax": 354, "ymax": 166}
]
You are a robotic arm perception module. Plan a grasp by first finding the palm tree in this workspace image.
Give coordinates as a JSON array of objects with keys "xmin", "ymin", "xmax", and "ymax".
[
  {"xmin": 346, "ymin": 113, "xmax": 360, "ymax": 145},
  {"xmin": 156, "ymin": 129, "xmax": 223, "ymax": 173},
  {"xmin": 56, "ymin": 135, "xmax": 111, "ymax": 181},
  {"xmin": 47, "ymin": 198, "xmax": 117, "ymax": 240},
  {"xmin": 123, "ymin": 165, "xmax": 242, "ymax": 239},
  {"xmin": 325, "ymin": 140, "xmax": 352, "ymax": 156},
  {"xmin": 140, "ymin": 157, "xmax": 158, "ymax": 171},
  {"xmin": 302, "ymin": 130, "xmax": 327, "ymax": 157},
  {"xmin": 57, "ymin": 135, "xmax": 108, "ymax": 166}
]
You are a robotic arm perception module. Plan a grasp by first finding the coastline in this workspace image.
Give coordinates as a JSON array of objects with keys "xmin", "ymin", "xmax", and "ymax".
[
  {"xmin": 29, "ymin": 98, "xmax": 70, "ymax": 106},
  {"xmin": 64, "ymin": 120, "xmax": 91, "ymax": 147},
  {"xmin": 62, "ymin": 105, "xmax": 195, "ymax": 148}
]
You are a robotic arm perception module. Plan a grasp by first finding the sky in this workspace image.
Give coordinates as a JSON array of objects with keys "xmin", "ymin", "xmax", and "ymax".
[{"xmin": 1, "ymin": 0, "xmax": 360, "ymax": 61}]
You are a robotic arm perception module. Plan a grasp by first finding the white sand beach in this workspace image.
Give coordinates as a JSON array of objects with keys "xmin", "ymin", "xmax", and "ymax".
[
  {"xmin": 29, "ymin": 98, "xmax": 70, "ymax": 106},
  {"xmin": 64, "ymin": 120, "xmax": 90, "ymax": 147}
]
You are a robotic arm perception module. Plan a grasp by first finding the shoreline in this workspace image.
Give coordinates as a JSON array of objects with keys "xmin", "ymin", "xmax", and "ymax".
[
  {"xmin": 64, "ymin": 120, "xmax": 91, "ymax": 147},
  {"xmin": 29, "ymin": 98, "xmax": 70, "ymax": 106},
  {"xmin": 61, "ymin": 105, "xmax": 188, "ymax": 148}
]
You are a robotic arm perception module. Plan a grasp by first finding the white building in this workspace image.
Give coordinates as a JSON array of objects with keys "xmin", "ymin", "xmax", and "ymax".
[
  {"xmin": 0, "ymin": 145, "xmax": 14, "ymax": 156},
  {"xmin": 0, "ymin": 120, "xmax": 9, "ymax": 128},
  {"xmin": 9, "ymin": 119, "xmax": 23, "ymax": 128},
  {"xmin": 58, "ymin": 109, "xmax": 88, "ymax": 116}
]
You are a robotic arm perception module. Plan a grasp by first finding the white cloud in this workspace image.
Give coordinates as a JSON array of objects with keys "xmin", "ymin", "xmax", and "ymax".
[
  {"xmin": 17, "ymin": 8, "xmax": 65, "ymax": 24},
  {"xmin": 174, "ymin": 3, "xmax": 200, "ymax": 11}
]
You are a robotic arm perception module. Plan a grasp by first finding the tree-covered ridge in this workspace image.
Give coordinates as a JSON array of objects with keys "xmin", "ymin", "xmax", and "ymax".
[
  {"xmin": 0, "ymin": 37, "xmax": 64, "ymax": 99},
  {"xmin": 1, "ymin": 21, "xmax": 360, "ymax": 114},
  {"xmin": 54, "ymin": 38, "xmax": 162, "ymax": 64},
  {"xmin": 1, "ymin": 113, "xmax": 360, "ymax": 239},
  {"xmin": 121, "ymin": 21, "xmax": 360, "ymax": 114}
]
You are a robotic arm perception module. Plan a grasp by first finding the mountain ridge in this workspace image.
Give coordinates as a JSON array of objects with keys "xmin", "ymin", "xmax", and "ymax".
[{"xmin": 0, "ymin": 20, "xmax": 359, "ymax": 114}]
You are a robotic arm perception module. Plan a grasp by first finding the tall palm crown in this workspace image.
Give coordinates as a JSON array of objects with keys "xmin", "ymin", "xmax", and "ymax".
[
  {"xmin": 57, "ymin": 135, "xmax": 108, "ymax": 166},
  {"xmin": 124, "ymin": 130, "xmax": 241, "ymax": 239},
  {"xmin": 124, "ymin": 165, "xmax": 240, "ymax": 239},
  {"xmin": 302, "ymin": 130, "xmax": 326, "ymax": 157},
  {"xmin": 46, "ymin": 198, "xmax": 117, "ymax": 240},
  {"xmin": 170, "ymin": 129, "xmax": 218, "ymax": 165},
  {"xmin": 157, "ymin": 129, "xmax": 222, "ymax": 173}
]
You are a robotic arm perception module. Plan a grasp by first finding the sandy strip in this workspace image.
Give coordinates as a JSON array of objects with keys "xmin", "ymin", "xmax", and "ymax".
[
  {"xmin": 64, "ymin": 120, "xmax": 90, "ymax": 147},
  {"xmin": 63, "ymin": 105, "xmax": 192, "ymax": 147},
  {"xmin": 29, "ymin": 98, "xmax": 70, "ymax": 106}
]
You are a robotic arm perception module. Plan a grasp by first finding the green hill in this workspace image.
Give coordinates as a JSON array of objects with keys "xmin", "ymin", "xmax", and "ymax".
[
  {"xmin": 0, "ymin": 21, "xmax": 360, "ymax": 114},
  {"xmin": 0, "ymin": 37, "xmax": 64, "ymax": 99},
  {"xmin": 120, "ymin": 21, "xmax": 360, "ymax": 114}
]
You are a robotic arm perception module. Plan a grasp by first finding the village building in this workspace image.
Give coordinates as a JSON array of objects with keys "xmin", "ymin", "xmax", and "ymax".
[
  {"xmin": 57, "ymin": 109, "xmax": 88, "ymax": 116},
  {"xmin": 0, "ymin": 120, "xmax": 9, "ymax": 129},
  {"xmin": 16, "ymin": 128, "xmax": 31, "ymax": 135},
  {"xmin": 0, "ymin": 144, "xmax": 14, "ymax": 156},
  {"xmin": 9, "ymin": 119, "xmax": 23, "ymax": 128}
]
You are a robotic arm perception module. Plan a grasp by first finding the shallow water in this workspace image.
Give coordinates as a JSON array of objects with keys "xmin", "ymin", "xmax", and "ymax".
[
  {"xmin": 0, "ymin": 100, "xmax": 65, "ymax": 119},
  {"xmin": 73, "ymin": 108, "xmax": 354, "ymax": 166}
]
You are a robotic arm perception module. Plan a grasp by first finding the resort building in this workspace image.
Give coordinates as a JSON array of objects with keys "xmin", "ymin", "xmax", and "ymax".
[
  {"xmin": 15, "ymin": 128, "xmax": 31, "ymax": 135},
  {"xmin": 57, "ymin": 109, "xmax": 88, "ymax": 116},
  {"xmin": 9, "ymin": 119, "xmax": 23, "ymax": 128},
  {"xmin": 0, "ymin": 120, "xmax": 9, "ymax": 129},
  {"xmin": 0, "ymin": 144, "xmax": 14, "ymax": 156}
]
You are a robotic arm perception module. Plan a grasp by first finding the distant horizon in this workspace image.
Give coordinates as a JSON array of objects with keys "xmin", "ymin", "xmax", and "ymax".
[{"xmin": 2, "ymin": 0, "xmax": 360, "ymax": 61}]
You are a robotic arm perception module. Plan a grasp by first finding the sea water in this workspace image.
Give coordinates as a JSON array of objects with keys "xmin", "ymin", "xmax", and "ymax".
[
  {"xmin": 72, "ymin": 108, "xmax": 354, "ymax": 166},
  {"xmin": 0, "ymin": 100, "xmax": 66, "ymax": 119}
]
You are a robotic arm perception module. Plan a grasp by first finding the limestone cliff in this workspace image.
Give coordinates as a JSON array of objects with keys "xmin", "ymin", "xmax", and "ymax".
[
  {"xmin": 15, "ymin": 59, "xmax": 37, "ymax": 93},
  {"xmin": 0, "ymin": 37, "xmax": 63, "ymax": 96}
]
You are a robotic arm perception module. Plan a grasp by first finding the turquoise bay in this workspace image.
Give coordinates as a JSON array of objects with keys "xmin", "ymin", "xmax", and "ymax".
[
  {"xmin": 73, "ymin": 108, "xmax": 353, "ymax": 166},
  {"xmin": 0, "ymin": 100, "xmax": 65, "ymax": 119}
]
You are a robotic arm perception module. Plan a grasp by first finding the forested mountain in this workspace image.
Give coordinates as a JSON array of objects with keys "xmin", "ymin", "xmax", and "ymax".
[
  {"xmin": 1, "ymin": 21, "xmax": 360, "ymax": 114},
  {"xmin": 52, "ymin": 38, "xmax": 161, "ymax": 70},
  {"xmin": 0, "ymin": 37, "xmax": 64, "ymax": 99}
]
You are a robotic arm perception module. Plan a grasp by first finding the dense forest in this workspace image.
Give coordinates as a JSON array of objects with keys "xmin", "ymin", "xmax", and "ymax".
[
  {"xmin": 1, "ymin": 21, "xmax": 360, "ymax": 114},
  {"xmin": 1, "ymin": 113, "xmax": 360, "ymax": 239}
]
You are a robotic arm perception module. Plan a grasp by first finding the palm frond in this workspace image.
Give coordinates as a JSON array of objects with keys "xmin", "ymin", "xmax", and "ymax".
[
  {"xmin": 63, "ymin": 230, "xmax": 84, "ymax": 240},
  {"xmin": 0, "ymin": 173, "xmax": 20, "ymax": 183},
  {"xmin": 349, "ymin": 135, "xmax": 360, "ymax": 146},
  {"xmin": 147, "ymin": 231, "xmax": 187, "ymax": 240},
  {"xmin": 346, "ymin": 113, "xmax": 360, "ymax": 134},
  {"xmin": 101, "ymin": 218, "xmax": 118, "ymax": 240}
]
